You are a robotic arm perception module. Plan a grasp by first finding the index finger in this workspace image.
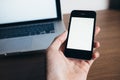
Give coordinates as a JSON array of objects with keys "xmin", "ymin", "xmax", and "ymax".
[{"xmin": 95, "ymin": 26, "xmax": 101, "ymax": 36}]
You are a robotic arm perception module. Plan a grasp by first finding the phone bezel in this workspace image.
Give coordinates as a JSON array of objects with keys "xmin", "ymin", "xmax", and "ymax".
[{"xmin": 64, "ymin": 10, "xmax": 96, "ymax": 60}]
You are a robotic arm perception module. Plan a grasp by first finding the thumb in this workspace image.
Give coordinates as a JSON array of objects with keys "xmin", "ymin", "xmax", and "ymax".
[{"xmin": 50, "ymin": 31, "xmax": 68, "ymax": 50}]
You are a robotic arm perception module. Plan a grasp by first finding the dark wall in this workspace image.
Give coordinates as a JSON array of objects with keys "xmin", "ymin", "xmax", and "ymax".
[{"xmin": 109, "ymin": 0, "xmax": 120, "ymax": 10}]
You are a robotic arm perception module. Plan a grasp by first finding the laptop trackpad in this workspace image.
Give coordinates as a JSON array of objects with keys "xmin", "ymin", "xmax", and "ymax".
[
  {"xmin": 0, "ymin": 37, "xmax": 32, "ymax": 54},
  {"xmin": 32, "ymin": 34, "xmax": 56, "ymax": 50}
]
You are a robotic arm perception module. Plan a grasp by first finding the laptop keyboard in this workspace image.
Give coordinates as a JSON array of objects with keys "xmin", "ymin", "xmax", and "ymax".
[{"xmin": 0, "ymin": 23, "xmax": 55, "ymax": 39}]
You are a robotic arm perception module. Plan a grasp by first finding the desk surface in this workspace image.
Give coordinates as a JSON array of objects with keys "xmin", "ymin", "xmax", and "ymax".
[{"xmin": 0, "ymin": 10, "xmax": 120, "ymax": 80}]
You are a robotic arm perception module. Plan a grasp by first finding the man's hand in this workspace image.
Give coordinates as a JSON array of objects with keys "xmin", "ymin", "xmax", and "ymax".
[{"xmin": 47, "ymin": 27, "xmax": 100, "ymax": 80}]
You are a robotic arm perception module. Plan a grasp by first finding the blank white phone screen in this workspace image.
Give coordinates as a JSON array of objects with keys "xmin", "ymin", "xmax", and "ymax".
[{"xmin": 67, "ymin": 17, "xmax": 94, "ymax": 51}]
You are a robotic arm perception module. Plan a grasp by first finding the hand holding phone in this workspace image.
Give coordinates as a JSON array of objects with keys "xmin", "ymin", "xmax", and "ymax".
[{"xmin": 64, "ymin": 10, "xmax": 96, "ymax": 60}]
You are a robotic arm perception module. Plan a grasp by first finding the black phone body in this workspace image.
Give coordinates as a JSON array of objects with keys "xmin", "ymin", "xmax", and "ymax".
[{"xmin": 64, "ymin": 10, "xmax": 96, "ymax": 60}]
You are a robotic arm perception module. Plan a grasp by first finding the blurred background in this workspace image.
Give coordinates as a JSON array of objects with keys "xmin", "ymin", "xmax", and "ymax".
[{"xmin": 61, "ymin": 0, "xmax": 120, "ymax": 13}]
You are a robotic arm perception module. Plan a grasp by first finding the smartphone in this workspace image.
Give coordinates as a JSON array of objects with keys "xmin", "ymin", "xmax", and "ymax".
[{"xmin": 64, "ymin": 10, "xmax": 96, "ymax": 60}]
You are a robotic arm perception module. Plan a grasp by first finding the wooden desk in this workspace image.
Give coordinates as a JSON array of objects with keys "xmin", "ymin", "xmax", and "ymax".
[
  {"xmin": 90, "ymin": 10, "xmax": 120, "ymax": 80},
  {"xmin": 0, "ymin": 10, "xmax": 120, "ymax": 80}
]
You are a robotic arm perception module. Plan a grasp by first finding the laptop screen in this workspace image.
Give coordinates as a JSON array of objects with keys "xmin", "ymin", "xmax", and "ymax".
[{"xmin": 0, "ymin": 0, "xmax": 61, "ymax": 25}]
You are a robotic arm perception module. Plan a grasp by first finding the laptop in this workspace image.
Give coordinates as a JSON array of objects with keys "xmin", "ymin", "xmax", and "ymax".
[{"xmin": 0, "ymin": 0, "xmax": 65, "ymax": 55}]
